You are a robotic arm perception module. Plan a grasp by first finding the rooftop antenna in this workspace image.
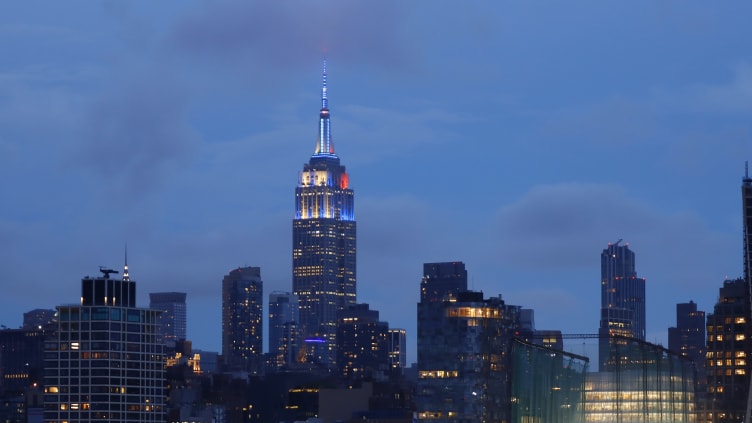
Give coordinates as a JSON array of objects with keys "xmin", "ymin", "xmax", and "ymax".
[{"xmin": 122, "ymin": 243, "xmax": 130, "ymax": 282}]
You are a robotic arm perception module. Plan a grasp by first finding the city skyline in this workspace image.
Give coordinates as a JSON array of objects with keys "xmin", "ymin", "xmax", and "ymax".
[{"xmin": 1, "ymin": 2, "xmax": 751, "ymax": 364}]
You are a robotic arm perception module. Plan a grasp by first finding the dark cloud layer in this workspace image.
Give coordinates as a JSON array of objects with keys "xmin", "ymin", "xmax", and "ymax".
[{"xmin": 171, "ymin": 1, "xmax": 409, "ymax": 70}]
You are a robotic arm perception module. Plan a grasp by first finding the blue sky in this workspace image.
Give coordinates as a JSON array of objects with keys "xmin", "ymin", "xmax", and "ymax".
[{"xmin": 1, "ymin": 1, "xmax": 751, "ymax": 364}]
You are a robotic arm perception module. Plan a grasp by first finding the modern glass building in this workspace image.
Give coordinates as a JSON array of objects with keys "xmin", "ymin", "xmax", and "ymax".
[
  {"xmin": 221, "ymin": 266, "xmax": 263, "ymax": 374},
  {"xmin": 420, "ymin": 262, "xmax": 467, "ymax": 303},
  {"xmin": 510, "ymin": 339, "xmax": 588, "ymax": 423},
  {"xmin": 388, "ymin": 328, "xmax": 407, "ymax": 370},
  {"xmin": 43, "ymin": 268, "xmax": 165, "ymax": 423},
  {"xmin": 598, "ymin": 241, "xmax": 647, "ymax": 371},
  {"xmin": 669, "ymin": 301, "xmax": 706, "ymax": 414},
  {"xmin": 268, "ymin": 291, "xmax": 299, "ymax": 369},
  {"xmin": 417, "ymin": 290, "xmax": 521, "ymax": 422},
  {"xmin": 293, "ymin": 61, "xmax": 356, "ymax": 367},
  {"xmin": 583, "ymin": 337, "xmax": 695, "ymax": 423},
  {"xmin": 148, "ymin": 292, "xmax": 187, "ymax": 348}
]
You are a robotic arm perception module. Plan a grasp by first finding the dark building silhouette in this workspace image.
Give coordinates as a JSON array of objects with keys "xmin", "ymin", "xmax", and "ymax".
[
  {"xmin": 705, "ymin": 278, "xmax": 751, "ymax": 423},
  {"xmin": 744, "ymin": 162, "xmax": 752, "ymax": 290},
  {"xmin": 598, "ymin": 241, "xmax": 646, "ymax": 371},
  {"xmin": 388, "ymin": 328, "xmax": 407, "ymax": 371},
  {"xmin": 0, "ymin": 327, "xmax": 47, "ymax": 395},
  {"xmin": 417, "ymin": 287, "xmax": 521, "ymax": 422},
  {"xmin": 22, "ymin": 309, "xmax": 56, "ymax": 331},
  {"xmin": 336, "ymin": 304, "xmax": 389, "ymax": 381},
  {"xmin": 704, "ymin": 165, "xmax": 752, "ymax": 423},
  {"xmin": 43, "ymin": 266, "xmax": 165, "ymax": 423},
  {"xmin": 668, "ymin": 300, "xmax": 706, "ymax": 409},
  {"xmin": 222, "ymin": 267, "xmax": 263, "ymax": 374},
  {"xmin": 268, "ymin": 292, "xmax": 299, "ymax": 369},
  {"xmin": 293, "ymin": 61, "xmax": 356, "ymax": 367},
  {"xmin": 420, "ymin": 262, "xmax": 467, "ymax": 303},
  {"xmin": 149, "ymin": 292, "xmax": 187, "ymax": 347}
]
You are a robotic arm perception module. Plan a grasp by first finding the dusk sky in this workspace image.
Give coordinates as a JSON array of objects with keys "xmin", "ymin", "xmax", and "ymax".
[{"xmin": 1, "ymin": 1, "xmax": 751, "ymax": 364}]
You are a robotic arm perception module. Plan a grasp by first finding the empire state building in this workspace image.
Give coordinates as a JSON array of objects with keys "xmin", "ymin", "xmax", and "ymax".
[{"xmin": 292, "ymin": 62, "xmax": 356, "ymax": 367}]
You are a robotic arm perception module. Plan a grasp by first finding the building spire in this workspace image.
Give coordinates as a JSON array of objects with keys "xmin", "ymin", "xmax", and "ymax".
[
  {"xmin": 122, "ymin": 243, "xmax": 130, "ymax": 282},
  {"xmin": 314, "ymin": 58, "xmax": 336, "ymax": 157}
]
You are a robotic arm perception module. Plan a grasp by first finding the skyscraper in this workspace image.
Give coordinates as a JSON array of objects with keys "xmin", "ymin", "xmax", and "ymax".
[
  {"xmin": 149, "ymin": 292, "xmax": 187, "ymax": 348},
  {"xmin": 221, "ymin": 266, "xmax": 263, "ymax": 373},
  {"xmin": 268, "ymin": 291, "xmax": 299, "ymax": 369},
  {"xmin": 668, "ymin": 300, "xmax": 706, "ymax": 407},
  {"xmin": 743, "ymin": 162, "xmax": 751, "ymax": 288},
  {"xmin": 292, "ymin": 61, "xmax": 356, "ymax": 367},
  {"xmin": 705, "ymin": 164, "xmax": 752, "ymax": 423},
  {"xmin": 417, "ymin": 290, "xmax": 521, "ymax": 422},
  {"xmin": 420, "ymin": 262, "xmax": 467, "ymax": 303},
  {"xmin": 598, "ymin": 240, "xmax": 646, "ymax": 371},
  {"xmin": 387, "ymin": 328, "xmax": 407, "ymax": 371},
  {"xmin": 336, "ymin": 303, "xmax": 389, "ymax": 381},
  {"xmin": 705, "ymin": 278, "xmax": 751, "ymax": 423},
  {"xmin": 43, "ymin": 267, "xmax": 165, "ymax": 423}
]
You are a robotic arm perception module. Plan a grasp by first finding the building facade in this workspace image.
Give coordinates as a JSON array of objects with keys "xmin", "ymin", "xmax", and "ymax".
[
  {"xmin": 22, "ymin": 309, "xmax": 56, "ymax": 331},
  {"xmin": 0, "ymin": 327, "xmax": 47, "ymax": 395},
  {"xmin": 43, "ymin": 269, "xmax": 165, "ymax": 423},
  {"xmin": 417, "ymin": 290, "xmax": 521, "ymax": 422},
  {"xmin": 293, "ymin": 61, "xmax": 356, "ymax": 367},
  {"xmin": 268, "ymin": 291, "xmax": 299, "ymax": 369},
  {"xmin": 388, "ymin": 328, "xmax": 407, "ymax": 371},
  {"xmin": 420, "ymin": 262, "xmax": 467, "ymax": 303},
  {"xmin": 149, "ymin": 292, "xmax": 187, "ymax": 348},
  {"xmin": 221, "ymin": 266, "xmax": 263, "ymax": 374},
  {"xmin": 705, "ymin": 279, "xmax": 752, "ymax": 423},
  {"xmin": 336, "ymin": 304, "xmax": 389, "ymax": 381},
  {"xmin": 598, "ymin": 241, "xmax": 647, "ymax": 371},
  {"xmin": 744, "ymin": 162, "xmax": 752, "ymax": 290},
  {"xmin": 668, "ymin": 300, "xmax": 706, "ymax": 411}
]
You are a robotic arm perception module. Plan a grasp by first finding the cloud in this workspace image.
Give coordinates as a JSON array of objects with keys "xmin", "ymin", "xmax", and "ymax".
[
  {"xmin": 492, "ymin": 183, "xmax": 737, "ymax": 289},
  {"xmin": 77, "ymin": 73, "xmax": 199, "ymax": 198},
  {"xmin": 651, "ymin": 62, "xmax": 752, "ymax": 116},
  {"xmin": 170, "ymin": 1, "xmax": 410, "ymax": 70}
]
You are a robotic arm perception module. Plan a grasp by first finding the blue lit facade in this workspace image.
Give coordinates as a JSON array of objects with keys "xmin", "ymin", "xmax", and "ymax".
[{"xmin": 293, "ymin": 61, "xmax": 356, "ymax": 368}]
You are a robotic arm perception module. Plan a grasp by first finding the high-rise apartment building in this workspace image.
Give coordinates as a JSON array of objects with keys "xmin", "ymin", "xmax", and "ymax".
[
  {"xmin": 420, "ymin": 262, "xmax": 467, "ymax": 303},
  {"xmin": 336, "ymin": 303, "xmax": 389, "ymax": 381},
  {"xmin": 704, "ymin": 165, "xmax": 752, "ymax": 423},
  {"xmin": 292, "ymin": 61, "xmax": 356, "ymax": 367},
  {"xmin": 221, "ymin": 267, "xmax": 263, "ymax": 373},
  {"xmin": 598, "ymin": 240, "xmax": 646, "ymax": 371},
  {"xmin": 417, "ymin": 290, "xmax": 521, "ymax": 422},
  {"xmin": 0, "ymin": 327, "xmax": 47, "ymax": 395},
  {"xmin": 149, "ymin": 292, "xmax": 187, "ymax": 348},
  {"xmin": 268, "ymin": 291, "xmax": 299, "ymax": 369},
  {"xmin": 388, "ymin": 328, "xmax": 407, "ymax": 370},
  {"xmin": 705, "ymin": 278, "xmax": 751, "ymax": 423},
  {"xmin": 43, "ymin": 267, "xmax": 165, "ymax": 423}
]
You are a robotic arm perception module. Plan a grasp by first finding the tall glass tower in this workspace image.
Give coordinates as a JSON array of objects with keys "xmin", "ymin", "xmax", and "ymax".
[
  {"xmin": 598, "ymin": 240, "xmax": 646, "ymax": 371},
  {"xmin": 292, "ymin": 61, "xmax": 356, "ymax": 367},
  {"xmin": 222, "ymin": 266, "xmax": 263, "ymax": 374}
]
